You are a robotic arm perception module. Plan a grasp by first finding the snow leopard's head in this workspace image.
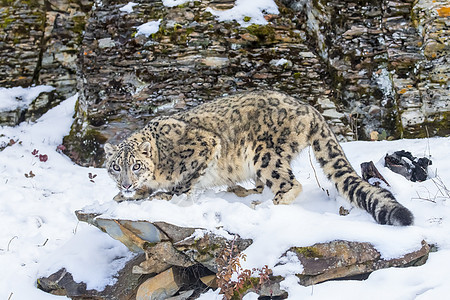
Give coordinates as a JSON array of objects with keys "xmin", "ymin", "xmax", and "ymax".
[{"xmin": 104, "ymin": 140, "xmax": 156, "ymax": 200}]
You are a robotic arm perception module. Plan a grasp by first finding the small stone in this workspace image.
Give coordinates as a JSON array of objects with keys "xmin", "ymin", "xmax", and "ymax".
[
  {"xmin": 339, "ymin": 206, "xmax": 350, "ymax": 216},
  {"xmin": 318, "ymin": 98, "xmax": 337, "ymax": 110},
  {"xmin": 253, "ymin": 73, "xmax": 274, "ymax": 79},
  {"xmin": 368, "ymin": 105, "xmax": 381, "ymax": 115},
  {"xmin": 98, "ymin": 37, "xmax": 115, "ymax": 49},
  {"xmin": 370, "ymin": 131, "xmax": 379, "ymax": 141},
  {"xmin": 54, "ymin": 52, "xmax": 77, "ymax": 66},
  {"xmin": 423, "ymin": 41, "xmax": 445, "ymax": 59},
  {"xmin": 184, "ymin": 12, "xmax": 195, "ymax": 21},
  {"xmin": 201, "ymin": 56, "xmax": 229, "ymax": 68},
  {"xmin": 270, "ymin": 58, "xmax": 293, "ymax": 68},
  {"xmin": 298, "ymin": 51, "xmax": 316, "ymax": 59},
  {"xmin": 240, "ymin": 33, "xmax": 258, "ymax": 42},
  {"xmin": 343, "ymin": 26, "xmax": 367, "ymax": 38},
  {"xmin": 322, "ymin": 109, "xmax": 344, "ymax": 119}
]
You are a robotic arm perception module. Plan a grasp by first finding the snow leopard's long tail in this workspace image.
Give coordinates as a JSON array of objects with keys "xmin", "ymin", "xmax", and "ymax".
[{"xmin": 308, "ymin": 110, "xmax": 413, "ymax": 226}]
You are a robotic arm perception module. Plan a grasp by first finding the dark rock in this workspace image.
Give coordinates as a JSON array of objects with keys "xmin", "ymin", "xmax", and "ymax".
[
  {"xmin": 360, "ymin": 161, "xmax": 390, "ymax": 187},
  {"xmin": 385, "ymin": 150, "xmax": 432, "ymax": 182}
]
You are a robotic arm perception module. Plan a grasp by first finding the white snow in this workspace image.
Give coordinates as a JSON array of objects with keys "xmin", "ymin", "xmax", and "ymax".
[
  {"xmin": 119, "ymin": 2, "xmax": 138, "ymax": 13},
  {"xmin": 270, "ymin": 58, "xmax": 290, "ymax": 67},
  {"xmin": 135, "ymin": 20, "xmax": 162, "ymax": 37},
  {"xmin": 206, "ymin": 0, "xmax": 279, "ymax": 27},
  {"xmin": 0, "ymin": 85, "xmax": 54, "ymax": 112},
  {"xmin": 162, "ymin": 0, "xmax": 192, "ymax": 8},
  {"xmin": 1, "ymin": 88, "xmax": 450, "ymax": 300}
]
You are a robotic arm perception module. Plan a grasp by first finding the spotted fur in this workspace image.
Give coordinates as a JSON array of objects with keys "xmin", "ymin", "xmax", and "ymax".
[{"xmin": 105, "ymin": 91, "xmax": 413, "ymax": 226}]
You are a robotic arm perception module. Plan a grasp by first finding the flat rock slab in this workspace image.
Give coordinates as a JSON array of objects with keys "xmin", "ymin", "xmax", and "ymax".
[{"xmin": 286, "ymin": 240, "xmax": 430, "ymax": 286}]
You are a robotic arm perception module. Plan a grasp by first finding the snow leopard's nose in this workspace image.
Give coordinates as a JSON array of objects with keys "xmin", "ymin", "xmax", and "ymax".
[{"xmin": 122, "ymin": 183, "xmax": 132, "ymax": 190}]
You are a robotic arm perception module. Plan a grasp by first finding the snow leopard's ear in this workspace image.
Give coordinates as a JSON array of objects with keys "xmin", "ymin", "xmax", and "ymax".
[
  {"xmin": 139, "ymin": 141, "xmax": 152, "ymax": 157},
  {"xmin": 104, "ymin": 143, "xmax": 117, "ymax": 158}
]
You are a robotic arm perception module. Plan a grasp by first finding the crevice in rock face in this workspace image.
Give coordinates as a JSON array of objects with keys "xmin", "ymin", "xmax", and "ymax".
[{"xmin": 32, "ymin": 0, "xmax": 49, "ymax": 85}]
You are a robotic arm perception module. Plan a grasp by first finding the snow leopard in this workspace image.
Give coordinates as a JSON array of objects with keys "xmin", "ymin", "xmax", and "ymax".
[{"xmin": 104, "ymin": 91, "xmax": 413, "ymax": 226}]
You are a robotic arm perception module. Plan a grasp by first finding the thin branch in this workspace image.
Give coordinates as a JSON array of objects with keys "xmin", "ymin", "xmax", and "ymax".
[
  {"xmin": 37, "ymin": 238, "xmax": 49, "ymax": 247},
  {"xmin": 7, "ymin": 236, "xmax": 18, "ymax": 251},
  {"xmin": 308, "ymin": 147, "xmax": 324, "ymax": 192},
  {"xmin": 412, "ymin": 190, "xmax": 436, "ymax": 203},
  {"xmin": 425, "ymin": 125, "xmax": 431, "ymax": 158},
  {"xmin": 432, "ymin": 176, "xmax": 450, "ymax": 199}
]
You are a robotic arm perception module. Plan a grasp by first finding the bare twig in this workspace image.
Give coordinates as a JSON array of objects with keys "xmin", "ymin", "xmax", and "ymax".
[
  {"xmin": 308, "ymin": 147, "xmax": 325, "ymax": 193},
  {"xmin": 8, "ymin": 292, "xmax": 13, "ymax": 300},
  {"xmin": 425, "ymin": 125, "xmax": 431, "ymax": 158},
  {"xmin": 412, "ymin": 176, "xmax": 450, "ymax": 203},
  {"xmin": 432, "ymin": 175, "xmax": 450, "ymax": 199},
  {"xmin": 38, "ymin": 238, "xmax": 49, "ymax": 247},
  {"xmin": 412, "ymin": 190, "xmax": 436, "ymax": 203},
  {"xmin": 73, "ymin": 221, "xmax": 79, "ymax": 234},
  {"xmin": 7, "ymin": 236, "xmax": 18, "ymax": 251}
]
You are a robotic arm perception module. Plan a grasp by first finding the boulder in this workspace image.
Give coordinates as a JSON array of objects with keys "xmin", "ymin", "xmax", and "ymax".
[{"xmin": 136, "ymin": 267, "xmax": 183, "ymax": 300}]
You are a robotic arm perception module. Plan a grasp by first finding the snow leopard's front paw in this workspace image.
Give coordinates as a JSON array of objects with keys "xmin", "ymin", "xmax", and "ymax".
[
  {"xmin": 150, "ymin": 191, "xmax": 173, "ymax": 201},
  {"xmin": 113, "ymin": 188, "xmax": 152, "ymax": 202}
]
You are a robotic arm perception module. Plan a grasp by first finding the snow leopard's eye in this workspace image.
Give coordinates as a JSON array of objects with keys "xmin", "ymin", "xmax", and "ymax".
[
  {"xmin": 132, "ymin": 163, "xmax": 141, "ymax": 171},
  {"xmin": 112, "ymin": 164, "xmax": 121, "ymax": 172}
]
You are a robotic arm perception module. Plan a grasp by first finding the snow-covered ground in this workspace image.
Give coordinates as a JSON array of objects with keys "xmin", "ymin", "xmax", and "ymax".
[{"xmin": 1, "ymin": 90, "xmax": 450, "ymax": 300}]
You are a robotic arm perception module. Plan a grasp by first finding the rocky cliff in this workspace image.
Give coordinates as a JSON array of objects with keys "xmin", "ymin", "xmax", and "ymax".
[
  {"xmin": 1, "ymin": 0, "xmax": 92, "ymax": 123},
  {"xmin": 1, "ymin": 0, "xmax": 448, "ymax": 166}
]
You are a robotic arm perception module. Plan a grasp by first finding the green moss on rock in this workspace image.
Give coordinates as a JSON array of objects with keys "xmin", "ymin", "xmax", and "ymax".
[
  {"xmin": 402, "ymin": 112, "xmax": 449, "ymax": 139},
  {"xmin": 292, "ymin": 246, "xmax": 323, "ymax": 258},
  {"xmin": 232, "ymin": 277, "xmax": 260, "ymax": 300},
  {"xmin": 63, "ymin": 124, "xmax": 108, "ymax": 167},
  {"xmin": 246, "ymin": 24, "xmax": 276, "ymax": 42},
  {"xmin": 0, "ymin": 10, "xmax": 14, "ymax": 30}
]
